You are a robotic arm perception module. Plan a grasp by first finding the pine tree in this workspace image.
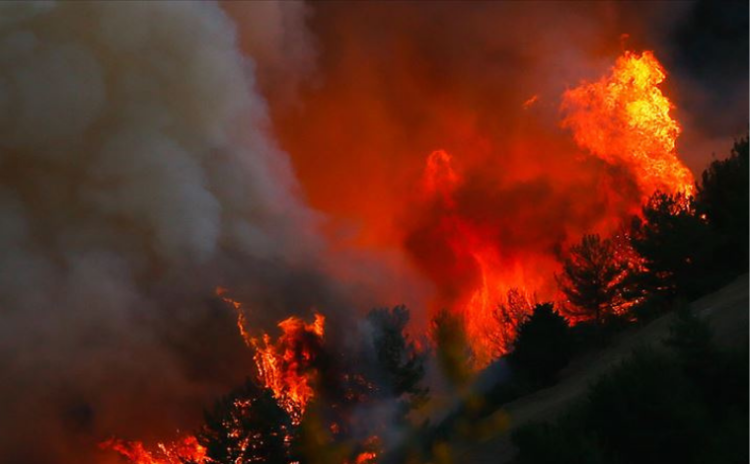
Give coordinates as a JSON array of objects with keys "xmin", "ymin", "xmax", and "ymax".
[
  {"xmin": 696, "ymin": 136, "xmax": 749, "ymax": 276},
  {"xmin": 366, "ymin": 305, "xmax": 428, "ymax": 408},
  {"xmin": 630, "ymin": 192, "xmax": 715, "ymax": 299},
  {"xmin": 510, "ymin": 303, "xmax": 572, "ymax": 386},
  {"xmin": 489, "ymin": 288, "xmax": 533, "ymax": 357},
  {"xmin": 557, "ymin": 234, "xmax": 630, "ymax": 324}
]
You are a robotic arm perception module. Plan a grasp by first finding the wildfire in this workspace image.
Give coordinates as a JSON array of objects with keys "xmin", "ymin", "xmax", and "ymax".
[
  {"xmin": 346, "ymin": 435, "xmax": 381, "ymax": 464},
  {"xmin": 215, "ymin": 286, "xmax": 325, "ymax": 424},
  {"xmin": 102, "ymin": 293, "xmax": 325, "ymax": 464},
  {"xmin": 99, "ymin": 48, "xmax": 699, "ymax": 464},
  {"xmin": 214, "ymin": 287, "xmax": 327, "ymax": 428},
  {"xmin": 100, "ymin": 436, "xmax": 207, "ymax": 464},
  {"xmin": 215, "ymin": 286, "xmax": 253, "ymax": 347},
  {"xmin": 463, "ymin": 247, "xmax": 537, "ymax": 366},
  {"xmin": 252, "ymin": 313, "xmax": 325, "ymax": 424},
  {"xmin": 418, "ymin": 51, "xmax": 694, "ymax": 366},
  {"xmin": 562, "ymin": 50, "xmax": 694, "ymax": 197},
  {"xmin": 421, "ymin": 150, "xmax": 536, "ymax": 367},
  {"xmin": 352, "ymin": 451, "xmax": 378, "ymax": 464}
]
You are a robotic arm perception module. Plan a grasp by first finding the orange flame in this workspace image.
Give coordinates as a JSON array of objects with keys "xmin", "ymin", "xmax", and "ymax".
[
  {"xmin": 99, "ymin": 436, "xmax": 207, "ymax": 464},
  {"xmin": 102, "ymin": 293, "xmax": 325, "ymax": 464},
  {"xmin": 352, "ymin": 451, "xmax": 378, "ymax": 464},
  {"xmin": 214, "ymin": 287, "xmax": 325, "ymax": 424},
  {"xmin": 215, "ymin": 286, "xmax": 253, "ymax": 347},
  {"xmin": 346, "ymin": 435, "xmax": 381, "ymax": 464},
  {"xmin": 416, "ymin": 52, "xmax": 695, "ymax": 367},
  {"xmin": 252, "ymin": 313, "xmax": 325, "ymax": 424},
  {"xmin": 562, "ymin": 50, "xmax": 694, "ymax": 197},
  {"xmin": 421, "ymin": 150, "xmax": 536, "ymax": 367}
]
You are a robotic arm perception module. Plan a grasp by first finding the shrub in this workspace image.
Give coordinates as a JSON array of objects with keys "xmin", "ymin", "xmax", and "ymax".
[
  {"xmin": 513, "ymin": 314, "xmax": 748, "ymax": 464},
  {"xmin": 514, "ymin": 415, "xmax": 604, "ymax": 464}
]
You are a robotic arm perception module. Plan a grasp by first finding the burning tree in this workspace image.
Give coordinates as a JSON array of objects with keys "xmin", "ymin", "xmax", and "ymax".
[
  {"xmin": 191, "ymin": 379, "xmax": 295, "ymax": 464},
  {"xmin": 557, "ymin": 234, "xmax": 632, "ymax": 324},
  {"xmin": 487, "ymin": 288, "xmax": 533, "ymax": 359},
  {"xmin": 627, "ymin": 138, "xmax": 749, "ymax": 310},
  {"xmin": 100, "ymin": 436, "xmax": 207, "ymax": 464},
  {"xmin": 630, "ymin": 192, "xmax": 714, "ymax": 300},
  {"xmin": 251, "ymin": 314, "xmax": 326, "ymax": 425}
]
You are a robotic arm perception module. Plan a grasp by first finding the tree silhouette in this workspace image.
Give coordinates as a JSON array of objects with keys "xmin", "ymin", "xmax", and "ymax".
[
  {"xmin": 510, "ymin": 303, "xmax": 572, "ymax": 386},
  {"xmin": 488, "ymin": 288, "xmax": 533, "ymax": 358},
  {"xmin": 557, "ymin": 234, "xmax": 630, "ymax": 324},
  {"xmin": 630, "ymin": 192, "xmax": 715, "ymax": 299},
  {"xmin": 696, "ymin": 136, "xmax": 749, "ymax": 276},
  {"xmin": 366, "ymin": 305, "xmax": 428, "ymax": 409}
]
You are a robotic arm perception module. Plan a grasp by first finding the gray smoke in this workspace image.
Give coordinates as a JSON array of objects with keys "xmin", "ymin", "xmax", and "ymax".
[{"xmin": 0, "ymin": 2, "xmax": 331, "ymax": 463}]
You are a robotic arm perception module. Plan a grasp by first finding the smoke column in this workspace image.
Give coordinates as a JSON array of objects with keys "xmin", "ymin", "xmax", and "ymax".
[{"xmin": 0, "ymin": 2, "xmax": 333, "ymax": 463}]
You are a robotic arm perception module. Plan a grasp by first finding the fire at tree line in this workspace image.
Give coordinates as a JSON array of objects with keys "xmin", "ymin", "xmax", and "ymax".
[{"xmin": 102, "ymin": 137, "xmax": 748, "ymax": 464}]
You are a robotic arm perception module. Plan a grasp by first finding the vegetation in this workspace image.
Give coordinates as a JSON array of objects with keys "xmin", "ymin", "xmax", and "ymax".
[
  {"xmin": 430, "ymin": 308, "xmax": 472, "ymax": 387},
  {"xmin": 630, "ymin": 192, "xmax": 716, "ymax": 300},
  {"xmin": 147, "ymin": 137, "xmax": 750, "ymax": 464},
  {"xmin": 486, "ymin": 138, "xmax": 750, "ymax": 464},
  {"xmin": 509, "ymin": 303, "xmax": 572, "ymax": 386},
  {"xmin": 513, "ymin": 311, "xmax": 749, "ymax": 464},
  {"xmin": 365, "ymin": 305, "xmax": 429, "ymax": 409},
  {"xmin": 412, "ymin": 135, "xmax": 748, "ymax": 462},
  {"xmin": 194, "ymin": 379, "xmax": 294, "ymax": 464},
  {"xmin": 557, "ymin": 234, "xmax": 631, "ymax": 324},
  {"xmin": 696, "ymin": 136, "xmax": 749, "ymax": 277},
  {"xmin": 489, "ymin": 288, "xmax": 533, "ymax": 357},
  {"xmin": 628, "ymin": 136, "xmax": 749, "ymax": 306}
]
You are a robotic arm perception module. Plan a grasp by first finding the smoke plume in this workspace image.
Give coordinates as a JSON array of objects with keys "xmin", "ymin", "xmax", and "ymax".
[{"xmin": 0, "ymin": 2, "xmax": 330, "ymax": 463}]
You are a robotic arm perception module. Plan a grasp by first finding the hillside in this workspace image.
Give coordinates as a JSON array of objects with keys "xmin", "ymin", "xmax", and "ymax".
[{"xmin": 453, "ymin": 274, "xmax": 749, "ymax": 463}]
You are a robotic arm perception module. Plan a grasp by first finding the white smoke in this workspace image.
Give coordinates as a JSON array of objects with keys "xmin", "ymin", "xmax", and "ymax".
[{"xmin": 0, "ymin": 2, "xmax": 325, "ymax": 462}]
